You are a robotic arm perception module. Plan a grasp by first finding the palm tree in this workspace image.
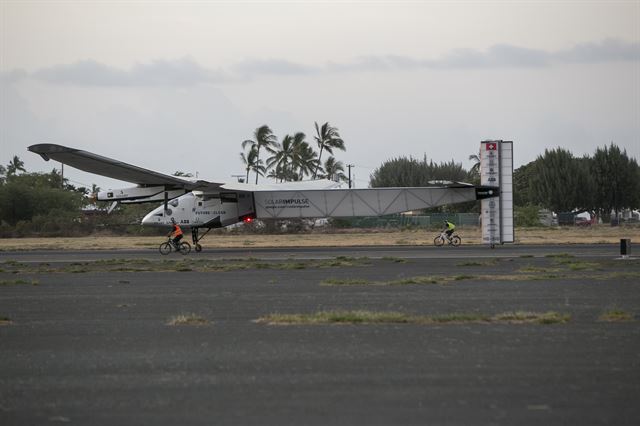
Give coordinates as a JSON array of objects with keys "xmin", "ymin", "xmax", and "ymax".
[
  {"xmin": 240, "ymin": 145, "xmax": 260, "ymax": 183},
  {"xmin": 252, "ymin": 158, "xmax": 267, "ymax": 182},
  {"xmin": 469, "ymin": 152, "xmax": 481, "ymax": 180},
  {"xmin": 85, "ymin": 183, "xmax": 99, "ymax": 199},
  {"xmin": 266, "ymin": 168, "xmax": 280, "ymax": 181},
  {"xmin": 6, "ymin": 155, "xmax": 26, "ymax": 177},
  {"xmin": 267, "ymin": 135, "xmax": 295, "ymax": 182},
  {"xmin": 313, "ymin": 122, "xmax": 345, "ymax": 179},
  {"xmin": 242, "ymin": 125, "xmax": 278, "ymax": 184},
  {"xmin": 323, "ymin": 156, "xmax": 347, "ymax": 182},
  {"xmin": 291, "ymin": 133, "xmax": 319, "ymax": 180}
]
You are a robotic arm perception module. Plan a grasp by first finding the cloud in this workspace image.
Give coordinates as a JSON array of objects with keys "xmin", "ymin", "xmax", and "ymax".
[
  {"xmin": 337, "ymin": 39, "xmax": 639, "ymax": 71},
  {"xmin": 31, "ymin": 57, "xmax": 227, "ymax": 87},
  {"xmin": 327, "ymin": 56, "xmax": 397, "ymax": 72},
  {"xmin": 554, "ymin": 38, "xmax": 640, "ymax": 63},
  {"xmin": 6, "ymin": 38, "xmax": 638, "ymax": 87},
  {"xmin": 232, "ymin": 58, "xmax": 317, "ymax": 76},
  {"xmin": 433, "ymin": 44, "xmax": 550, "ymax": 68},
  {"xmin": 0, "ymin": 69, "xmax": 28, "ymax": 84}
]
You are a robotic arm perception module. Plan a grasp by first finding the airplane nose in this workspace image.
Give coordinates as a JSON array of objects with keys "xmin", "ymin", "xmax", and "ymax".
[
  {"xmin": 141, "ymin": 211, "xmax": 154, "ymax": 226},
  {"xmin": 141, "ymin": 208, "xmax": 165, "ymax": 226}
]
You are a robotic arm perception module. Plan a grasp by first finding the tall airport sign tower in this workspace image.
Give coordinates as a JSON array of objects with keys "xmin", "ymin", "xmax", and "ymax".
[{"xmin": 480, "ymin": 140, "xmax": 514, "ymax": 247}]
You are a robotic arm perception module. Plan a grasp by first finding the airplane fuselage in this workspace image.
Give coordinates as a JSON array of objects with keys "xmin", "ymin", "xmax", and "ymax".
[{"xmin": 142, "ymin": 191, "xmax": 255, "ymax": 228}]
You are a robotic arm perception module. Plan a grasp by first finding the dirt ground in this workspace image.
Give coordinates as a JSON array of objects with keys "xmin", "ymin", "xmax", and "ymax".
[{"xmin": 1, "ymin": 225, "xmax": 639, "ymax": 251}]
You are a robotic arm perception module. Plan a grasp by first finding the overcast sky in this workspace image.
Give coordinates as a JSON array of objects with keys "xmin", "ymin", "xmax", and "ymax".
[{"xmin": 1, "ymin": 0, "xmax": 638, "ymax": 190}]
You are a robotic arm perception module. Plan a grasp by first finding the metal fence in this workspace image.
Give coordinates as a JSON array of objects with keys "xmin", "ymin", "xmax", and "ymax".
[{"xmin": 332, "ymin": 213, "xmax": 479, "ymax": 228}]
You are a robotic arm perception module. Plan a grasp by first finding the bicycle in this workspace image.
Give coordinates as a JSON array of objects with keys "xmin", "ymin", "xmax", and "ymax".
[
  {"xmin": 159, "ymin": 238, "xmax": 191, "ymax": 255},
  {"xmin": 434, "ymin": 231, "xmax": 461, "ymax": 247}
]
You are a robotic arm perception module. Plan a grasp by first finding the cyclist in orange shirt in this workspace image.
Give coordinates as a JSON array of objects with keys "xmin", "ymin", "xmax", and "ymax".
[{"xmin": 168, "ymin": 218, "xmax": 183, "ymax": 249}]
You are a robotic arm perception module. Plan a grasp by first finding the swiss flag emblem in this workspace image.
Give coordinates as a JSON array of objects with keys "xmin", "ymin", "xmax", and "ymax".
[{"xmin": 486, "ymin": 143, "xmax": 497, "ymax": 150}]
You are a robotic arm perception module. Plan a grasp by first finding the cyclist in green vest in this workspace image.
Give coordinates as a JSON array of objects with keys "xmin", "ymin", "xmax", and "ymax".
[{"xmin": 443, "ymin": 220, "xmax": 456, "ymax": 241}]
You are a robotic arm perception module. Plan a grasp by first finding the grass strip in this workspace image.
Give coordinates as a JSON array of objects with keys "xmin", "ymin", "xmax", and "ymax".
[
  {"xmin": 321, "ymin": 276, "xmax": 441, "ymax": 286},
  {"xmin": 381, "ymin": 256, "xmax": 408, "ymax": 263},
  {"xmin": 598, "ymin": 309, "xmax": 634, "ymax": 322},
  {"xmin": 545, "ymin": 253, "xmax": 574, "ymax": 259},
  {"xmin": 519, "ymin": 265, "xmax": 563, "ymax": 273},
  {"xmin": 321, "ymin": 278, "xmax": 373, "ymax": 285},
  {"xmin": 0, "ymin": 316, "xmax": 12, "ymax": 325},
  {"xmin": 454, "ymin": 274, "xmax": 476, "ymax": 281},
  {"xmin": 166, "ymin": 313, "xmax": 209, "ymax": 326},
  {"xmin": 492, "ymin": 311, "xmax": 571, "ymax": 324},
  {"xmin": 0, "ymin": 256, "xmax": 372, "ymax": 274},
  {"xmin": 390, "ymin": 276, "xmax": 441, "ymax": 285},
  {"xmin": 256, "ymin": 310, "xmax": 570, "ymax": 325},
  {"xmin": 457, "ymin": 259, "xmax": 498, "ymax": 267},
  {"xmin": 553, "ymin": 259, "xmax": 601, "ymax": 271},
  {"xmin": 0, "ymin": 279, "xmax": 38, "ymax": 286}
]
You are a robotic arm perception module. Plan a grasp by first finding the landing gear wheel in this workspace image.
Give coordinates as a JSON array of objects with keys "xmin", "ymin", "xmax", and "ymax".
[{"xmin": 195, "ymin": 243, "xmax": 202, "ymax": 252}]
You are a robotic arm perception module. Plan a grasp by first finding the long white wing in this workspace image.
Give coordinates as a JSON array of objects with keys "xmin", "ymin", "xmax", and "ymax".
[
  {"xmin": 221, "ymin": 179, "xmax": 344, "ymax": 192},
  {"xmin": 28, "ymin": 144, "xmax": 223, "ymax": 190}
]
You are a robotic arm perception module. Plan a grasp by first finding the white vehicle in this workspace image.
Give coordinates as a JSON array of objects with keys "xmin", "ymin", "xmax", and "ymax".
[{"xmin": 29, "ymin": 143, "xmax": 503, "ymax": 252}]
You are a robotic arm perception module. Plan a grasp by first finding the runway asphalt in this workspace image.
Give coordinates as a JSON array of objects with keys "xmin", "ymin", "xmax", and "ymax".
[{"xmin": 1, "ymin": 245, "xmax": 639, "ymax": 425}]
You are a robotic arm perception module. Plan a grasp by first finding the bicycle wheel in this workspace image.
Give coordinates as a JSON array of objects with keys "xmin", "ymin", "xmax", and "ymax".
[
  {"xmin": 179, "ymin": 241, "xmax": 191, "ymax": 255},
  {"xmin": 434, "ymin": 236, "xmax": 445, "ymax": 247},
  {"xmin": 451, "ymin": 235, "xmax": 462, "ymax": 247},
  {"xmin": 159, "ymin": 242, "xmax": 172, "ymax": 255}
]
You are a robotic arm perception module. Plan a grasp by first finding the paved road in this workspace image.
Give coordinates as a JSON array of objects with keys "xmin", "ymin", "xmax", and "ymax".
[{"xmin": 1, "ymin": 247, "xmax": 639, "ymax": 425}]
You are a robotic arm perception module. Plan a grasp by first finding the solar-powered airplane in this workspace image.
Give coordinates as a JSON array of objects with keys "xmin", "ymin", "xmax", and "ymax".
[{"xmin": 28, "ymin": 141, "xmax": 513, "ymax": 251}]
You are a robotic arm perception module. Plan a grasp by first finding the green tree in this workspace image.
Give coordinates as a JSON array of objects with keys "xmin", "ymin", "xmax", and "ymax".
[
  {"xmin": 291, "ymin": 133, "xmax": 318, "ymax": 180},
  {"xmin": 0, "ymin": 172, "xmax": 84, "ymax": 226},
  {"xmin": 267, "ymin": 134, "xmax": 296, "ymax": 182},
  {"xmin": 513, "ymin": 161, "xmax": 537, "ymax": 207},
  {"xmin": 515, "ymin": 204, "xmax": 542, "ymax": 227},
  {"xmin": 529, "ymin": 148, "xmax": 591, "ymax": 213},
  {"xmin": 242, "ymin": 125, "xmax": 278, "ymax": 184},
  {"xmin": 468, "ymin": 152, "xmax": 480, "ymax": 183},
  {"xmin": 240, "ymin": 145, "xmax": 260, "ymax": 183},
  {"xmin": 370, "ymin": 155, "xmax": 475, "ymax": 213},
  {"xmin": 313, "ymin": 122, "xmax": 345, "ymax": 179},
  {"xmin": 266, "ymin": 132, "xmax": 318, "ymax": 182},
  {"xmin": 591, "ymin": 143, "xmax": 640, "ymax": 220},
  {"xmin": 370, "ymin": 155, "xmax": 470, "ymax": 188},
  {"xmin": 575, "ymin": 155, "xmax": 597, "ymax": 212},
  {"xmin": 0, "ymin": 164, "xmax": 6, "ymax": 185},
  {"xmin": 322, "ymin": 156, "xmax": 347, "ymax": 182},
  {"xmin": 6, "ymin": 155, "xmax": 26, "ymax": 177}
]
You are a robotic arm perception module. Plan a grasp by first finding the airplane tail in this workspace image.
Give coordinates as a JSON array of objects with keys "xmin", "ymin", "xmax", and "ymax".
[{"xmin": 480, "ymin": 140, "xmax": 514, "ymax": 245}]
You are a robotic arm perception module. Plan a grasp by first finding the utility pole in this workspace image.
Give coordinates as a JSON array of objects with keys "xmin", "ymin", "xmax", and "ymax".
[{"xmin": 347, "ymin": 164, "xmax": 354, "ymax": 189}]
